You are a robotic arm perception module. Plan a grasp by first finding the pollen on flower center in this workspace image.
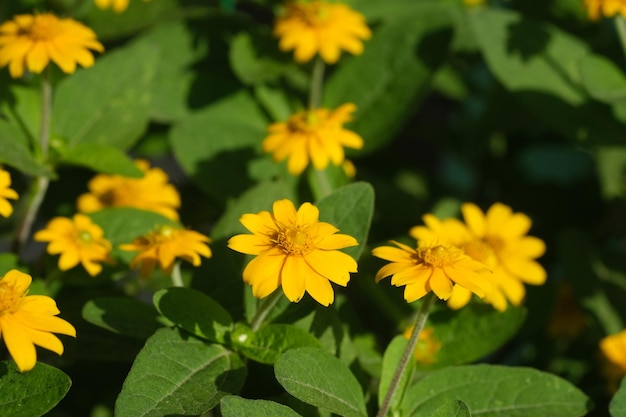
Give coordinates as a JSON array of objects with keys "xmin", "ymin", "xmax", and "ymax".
[
  {"xmin": 277, "ymin": 225, "xmax": 314, "ymax": 255},
  {"xmin": 463, "ymin": 240, "xmax": 494, "ymax": 263},
  {"xmin": 19, "ymin": 15, "xmax": 59, "ymax": 40},
  {"xmin": 485, "ymin": 236, "xmax": 505, "ymax": 252},
  {"xmin": 0, "ymin": 282, "xmax": 20, "ymax": 314},
  {"xmin": 417, "ymin": 244, "xmax": 462, "ymax": 268},
  {"xmin": 78, "ymin": 230, "xmax": 92, "ymax": 243},
  {"xmin": 295, "ymin": 2, "xmax": 330, "ymax": 26}
]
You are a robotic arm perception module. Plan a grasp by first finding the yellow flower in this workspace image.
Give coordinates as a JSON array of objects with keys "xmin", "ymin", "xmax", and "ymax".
[
  {"xmin": 0, "ymin": 168, "xmax": 18, "ymax": 218},
  {"xmin": 0, "ymin": 13, "xmax": 104, "ymax": 78},
  {"xmin": 34, "ymin": 214, "xmax": 112, "ymax": 276},
  {"xmin": 403, "ymin": 326, "xmax": 441, "ymax": 365},
  {"xmin": 601, "ymin": 330, "xmax": 626, "ymax": 372},
  {"xmin": 120, "ymin": 225, "xmax": 212, "ymax": 278},
  {"xmin": 274, "ymin": 0, "xmax": 371, "ymax": 64},
  {"xmin": 0, "ymin": 270, "xmax": 76, "ymax": 372},
  {"xmin": 77, "ymin": 159, "xmax": 181, "ymax": 221},
  {"xmin": 372, "ymin": 238, "xmax": 492, "ymax": 303},
  {"xmin": 584, "ymin": 0, "xmax": 626, "ymax": 20},
  {"xmin": 262, "ymin": 104, "xmax": 364, "ymax": 176},
  {"xmin": 227, "ymin": 199, "xmax": 358, "ymax": 306},
  {"xmin": 94, "ymin": 0, "xmax": 152, "ymax": 13}
]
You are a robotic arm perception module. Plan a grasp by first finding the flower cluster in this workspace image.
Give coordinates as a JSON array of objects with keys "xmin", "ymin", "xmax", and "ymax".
[
  {"xmin": 373, "ymin": 203, "xmax": 546, "ymax": 310},
  {"xmin": 94, "ymin": 0, "xmax": 152, "ymax": 13},
  {"xmin": 584, "ymin": 0, "xmax": 626, "ymax": 20}
]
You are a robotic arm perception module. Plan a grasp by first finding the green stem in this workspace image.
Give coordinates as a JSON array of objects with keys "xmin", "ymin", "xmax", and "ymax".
[
  {"xmin": 616, "ymin": 16, "xmax": 626, "ymax": 59},
  {"xmin": 308, "ymin": 57, "xmax": 325, "ymax": 110},
  {"xmin": 313, "ymin": 168, "xmax": 333, "ymax": 199},
  {"xmin": 376, "ymin": 292, "xmax": 437, "ymax": 417},
  {"xmin": 250, "ymin": 289, "xmax": 283, "ymax": 331},
  {"xmin": 170, "ymin": 261, "xmax": 184, "ymax": 287},
  {"xmin": 14, "ymin": 72, "xmax": 52, "ymax": 255}
]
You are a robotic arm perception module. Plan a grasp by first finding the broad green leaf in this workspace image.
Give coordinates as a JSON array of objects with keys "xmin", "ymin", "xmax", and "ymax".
[
  {"xmin": 52, "ymin": 40, "xmax": 158, "ymax": 150},
  {"xmin": 579, "ymin": 54, "xmax": 626, "ymax": 103},
  {"xmin": 595, "ymin": 146, "xmax": 626, "ymax": 198},
  {"xmin": 153, "ymin": 287, "xmax": 233, "ymax": 344},
  {"xmin": 316, "ymin": 182, "xmax": 375, "ymax": 260},
  {"xmin": 0, "ymin": 361, "xmax": 71, "ymax": 417},
  {"xmin": 82, "ymin": 296, "xmax": 166, "ymax": 339},
  {"xmin": 324, "ymin": 3, "xmax": 453, "ymax": 154},
  {"xmin": 275, "ymin": 347, "xmax": 367, "ymax": 417},
  {"xmin": 0, "ymin": 119, "xmax": 46, "ymax": 176},
  {"xmin": 401, "ymin": 364, "xmax": 590, "ymax": 417},
  {"xmin": 378, "ymin": 335, "xmax": 414, "ymax": 410},
  {"xmin": 420, "ymin": 303, "xmax": 526, "ymax": 369},
  {"xmin": 611, "ymin": 377, "xmax": 626, "ymax": 417},
  {"xmin": 59, "ymin": 143, "xmax": 143, "ymax": 177},
  {"xmin": 169, "ymin": 90, "xmax": 269, "ymax": 201},
  {"xmin": 115, "ymin": 327, "xmax": 246, "ymax": 417},
  {"xmin": 231, "ymin": 323, "xmax": 322, "ymax": 364},
  {"xmin": 0, "ymin": 253, "xmax": 19, "ymax": 276},
  {"xmin": 0, "ymin": 84, "xmax": 39, "ymax": 143},
  {"xmin": 221, "ymin": 395, "xmax": 303, "ymax": 417},
  {"xmin": 431, "ymin": 400, "xmax": 471, "ymax": 417}
]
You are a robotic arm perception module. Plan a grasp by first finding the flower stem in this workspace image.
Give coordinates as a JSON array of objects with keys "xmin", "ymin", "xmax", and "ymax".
[
  {"xmin": 616, "ymin": 16, "xmax": 626, "ymax": 59},
  {"xmin": 308, "ymin": 57, "xmax": 325, "ymax": 110},
  {"xmin": 376, "ymin": 292, "xmax": 437, "ymax": 417},
  {"xmin": 250, "ymin": 289, "xmax": 283, "ymax": 331},
  {"xmin": 170, "ymin": 261, "xmax": 184, "ymax": 287},
  {"xmin": 314, "ymin": 168, "xmax": 333, "ymax": 199},
  {"xmin": 14, "ymin": 72, "xmax": 52, "ymax": 256}
]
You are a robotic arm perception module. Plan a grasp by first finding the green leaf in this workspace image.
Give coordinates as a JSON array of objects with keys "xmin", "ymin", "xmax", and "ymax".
[
  {"xmin": 401, "ymin": 364, "xmax": 590, "ymax": 417},
  {"xmin": 421, "ymin": 304, "xmax": 526, "ymax": 369},
  {"xmin": 115, "ymin": 327, "xmax": 246, "ymax": 417},
  {"xmin": 0, "ymin": 361, "xmax": 71, "ymax": 417},
  {"xmin": 579, "ymin": 54, "xmax": 626, "ymax": 103},
  {"xmin": 59, "ymin": 143, "xmax": 143, "ymax": 176},
  {"xmin": 82, "ymin": 296, "xmax": 166, "ymax": 339},
  {"xmin": 221, "ymin": 396, "xmax": 303, "ymax": 417},
  {"xmin": 153, "ymin": 287, "xmax": 233, "ymax": 344},
  {"xmin": 378, "ymin": 335, "xmax": 414, "ymax": 410},
  {"xmin": 431, "ymin": 400, "xmax": 471, "ymax": 417},
  {"xmin": 231, "ymin": 323, "xmax": 323, "ymax": 364},
  {"xmin": 169, "ymin": 90, "xmax": 269, "ymax": 201},
  {"xmin": 595, "ymin": 146, "xmax": 626, "ymax": 198},
  {"xmin": 316, "ymin": 182, "xmax": 375, "ymax": 260},
  {"xmin": 0, "ymin": 253, "xmax": 19, "ymax": 276},
  {"xmin": 0, "ymin": 119, "xmax": 47, "ymax": 176},
  {"xmin": 611, "ymin": 377, "xmax": 626, "ymax": 417},
  {"xmin": 275, "ymin": 347, "xmax": 367, "ymax": 417},
  {"xmin": 324, "ymin": 3, "xmax": 453, "ymax": 154},
  {"xmin": 52, "ymin": 40, "xmax": 158, "ymax": 150}
]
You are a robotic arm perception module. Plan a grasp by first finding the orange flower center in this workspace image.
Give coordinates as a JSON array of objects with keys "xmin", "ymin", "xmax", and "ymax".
[
  {"xmin": 417, "ymin": 244, "xmax": 462, "ymax": 268},
  {"xmin": 19, "ymin": 14, "xmax": 61, "ymax": 41},
  {"xmin": 277, "ymin": 225, "xmax": 314, "ymax": 255},
  {"xmin": 79, "ymin": 230, "xmax": 93, "ymax": 243},
  {"xmin": 0, "ymin": 281, "xmax": 21, "ymax": 315},
  {"xmin": 287, "ymin": 111, "xmax": 321, "ymax": 134},
  {"xmin": 291, "ymin": 1, "xmax": 331, "ymax": 26}
]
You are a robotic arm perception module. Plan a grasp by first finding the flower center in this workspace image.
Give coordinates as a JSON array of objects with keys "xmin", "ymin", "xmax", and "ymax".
[
  {"xmin": 463, "ymin": 239, "xmax": 497, "ymax": 267},
  {"xmin": 292, "ymin": 1, "xmax": 331, "ymax": 26},
  {"xmin": 19, "ymin": 14, "xmax": 60, "ymax": 41},
  {"xmin": 417, "ymin": 244, "xmax": 462, "ymax": 268},
  {"xmin": 484, "ymin": 235, "xmax": 505, "ymax": 253},
  {"xmin": 287, "ymin": 111, "xmax": 320, "ymax": 134},
  {"xmin": 0, "ymin": 281, "xmax": 21, "ymax": 315},
  {"xmin": 277, "ymin": 225, "xmax": 314, "ymax": 255},
  {"xmin": 78, "ymin": 230, "xmax": 93, "ymax": 243}
]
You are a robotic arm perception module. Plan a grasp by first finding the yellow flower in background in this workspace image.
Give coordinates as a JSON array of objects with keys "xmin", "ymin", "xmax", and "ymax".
[
  {"xmin": 263, "ymin": 104, "xmax": 363, "ymax": 176},
  {"xmin": 120, "ymin": 225, "xmax": 212, "ymax": 278},
  {"xmin": 584, "ymin": 0, "xmax": 626, "ymax": 20},
  {"xmin": 372, "ymin": 239, "xmax": 492, "ymax": 303},
  {"xmin": 94, "ymin": 0, "xmax": 152, "ymax": 13},
  {"xmin": 228, "ymin": 199, "xmax": 358, "ymax": 306},
  {"xmin": 274, "ymin": 0, "xmax": 371, "ymax": 64},
  {"xmin": 34, "ymin": 214, "xmax": 112, "ymax": 276},
  {"xmin": 77, "ymin": 160, "xmax": 181, "ymax": 221},
  {"xmin": 0, "ymin": 269, "xmax": 76, "ymax": 372},
  {"xmin": 403, "ymin": 326, "xmax": 441, "ymax": 365},
  {"xmin": 0, "ymin": 13, "xmax": 103, "ymax": 78},
  {"xmin": 0, "ymin": 168, "xmax": 18, "ymax": 218},
  {"xmin": 601, "ymin": 330, "xmax": 626, "ymax": 372}
]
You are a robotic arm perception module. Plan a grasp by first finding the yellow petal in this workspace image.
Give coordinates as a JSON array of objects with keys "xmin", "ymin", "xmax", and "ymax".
[
  {"xmin": 0, "ymin": 316, "xmax": 37, "ymax": 372},
  {"xmin": 304, "ymin": 249, "xmax": 355, "ymax": 286},
  {"xmin": 304, "ymin": 271, "xmax": 335, "ymax": 307},
  {"xmin": 429, "ymin": 269, "xmax": 454, "ymax": 300},
  {"xmin": 461, "ymin": 203, "xmax": 486, "ymax": 237},
  {"xmin": 281, "ymin": 256, "xmax": 307, "ymax": 302},
  {"xmin": 446, "ymin": 286, "xmax": 472, "ymax": 310},
  {"xmin": 296, "ymin": 202, "xmax": 319, "ymax": 226},
  {"xmin": 273, "ymin": 199, "xmax": 298, "ymax": 225}
]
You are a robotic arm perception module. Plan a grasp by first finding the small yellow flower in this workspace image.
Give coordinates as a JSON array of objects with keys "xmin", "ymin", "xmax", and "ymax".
[
  {"xmin": 0, "ymin": 269, "xmax": 76, "ymax": 372},
  {"xmin": 263, "ymin": 104, "xmax": 364, "ymax": 176},
  {"xmin": 601, "ymin": 330, "xmax": 626, "ymax": 373},
  {"xmin": 94, "ymin": 0, "xmax": 152, "ymax": 13},
  {"xmin": 403, "ymin": 326, "xmax": 441, "ymax": 365},
  {"xmin": 584, "ymin": 0, "xmax": 626, "ymax": 20},
  {"xmin": 372, "ymin": 238, "xmax": 492, "ymax": 303},
  {"xmin": 0, "ymin": 168, "xmax": 18, "ymax": 218},
  {"xmin": 227, "ymin": 199, "xmax": 358, "ymax": 306},
  {"xmin": 0, "ymin": 13, "xmax": 104, "ymax": 78},
  {"xmin": 274, "ymin": 0, "xmax": 372, "ymax": 64},
  {"xmin": 120, "ymin": 225, "xmax": 212, "ymax": 278},
  {"xmin": 34, "ymin": 214, "xmax": 112, "ymax": 276},
  {"xmin": 77, "ymin": 159, "xmax": 181, "ymax": 221}
]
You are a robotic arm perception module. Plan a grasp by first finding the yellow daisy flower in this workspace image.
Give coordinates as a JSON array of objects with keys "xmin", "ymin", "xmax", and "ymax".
[
  {"xmin": 274, "ymin": 0, "xmax": 372, "ymax": 64},
  {"xmin": 0, "ymin": 168, "xmax": 18, "ymax": 218},
  {"xmin": 77, "ymin": 159, "xmax": 181, "ymax": 221},
  {"xmin": 0, "ymin": 13, "xmax": 104, "ymax": 78},
  {"xmin": 34, "ymin": 214, "xmax": 112, "ymax": 276},
  {"xmin": 94, "ymin": 0, "xmax": 152, "ymax": 13},
  {"xmin": 372, "ymin": 239, "xmax": 492, "ymax": 303},
  {"xmin": 227, "ymin": 199, "xmax": 358, "ymax": 306},
  {"xmin": 601, "ymin": 330, "xmax": 626, "ymax": 372},
  {"xmin": 262, "ymin": 103, "xmax": 364, "ymax": 176},
  {"xmin": 120, "ymin": 225, "xmax": 212, "ymax": 279},
  {"xmin": 584, "ymin": 0, "xmax": 626, "ymax": 20},
  {"xmin": 0, "ymin": 269, "xmax": 76, "ymax": 372}
]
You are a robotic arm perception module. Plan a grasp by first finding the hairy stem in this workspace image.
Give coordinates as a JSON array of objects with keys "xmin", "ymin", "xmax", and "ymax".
[{"xmin": 250, "ymin": 289, "xmax": 283, "ymax": 331}]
